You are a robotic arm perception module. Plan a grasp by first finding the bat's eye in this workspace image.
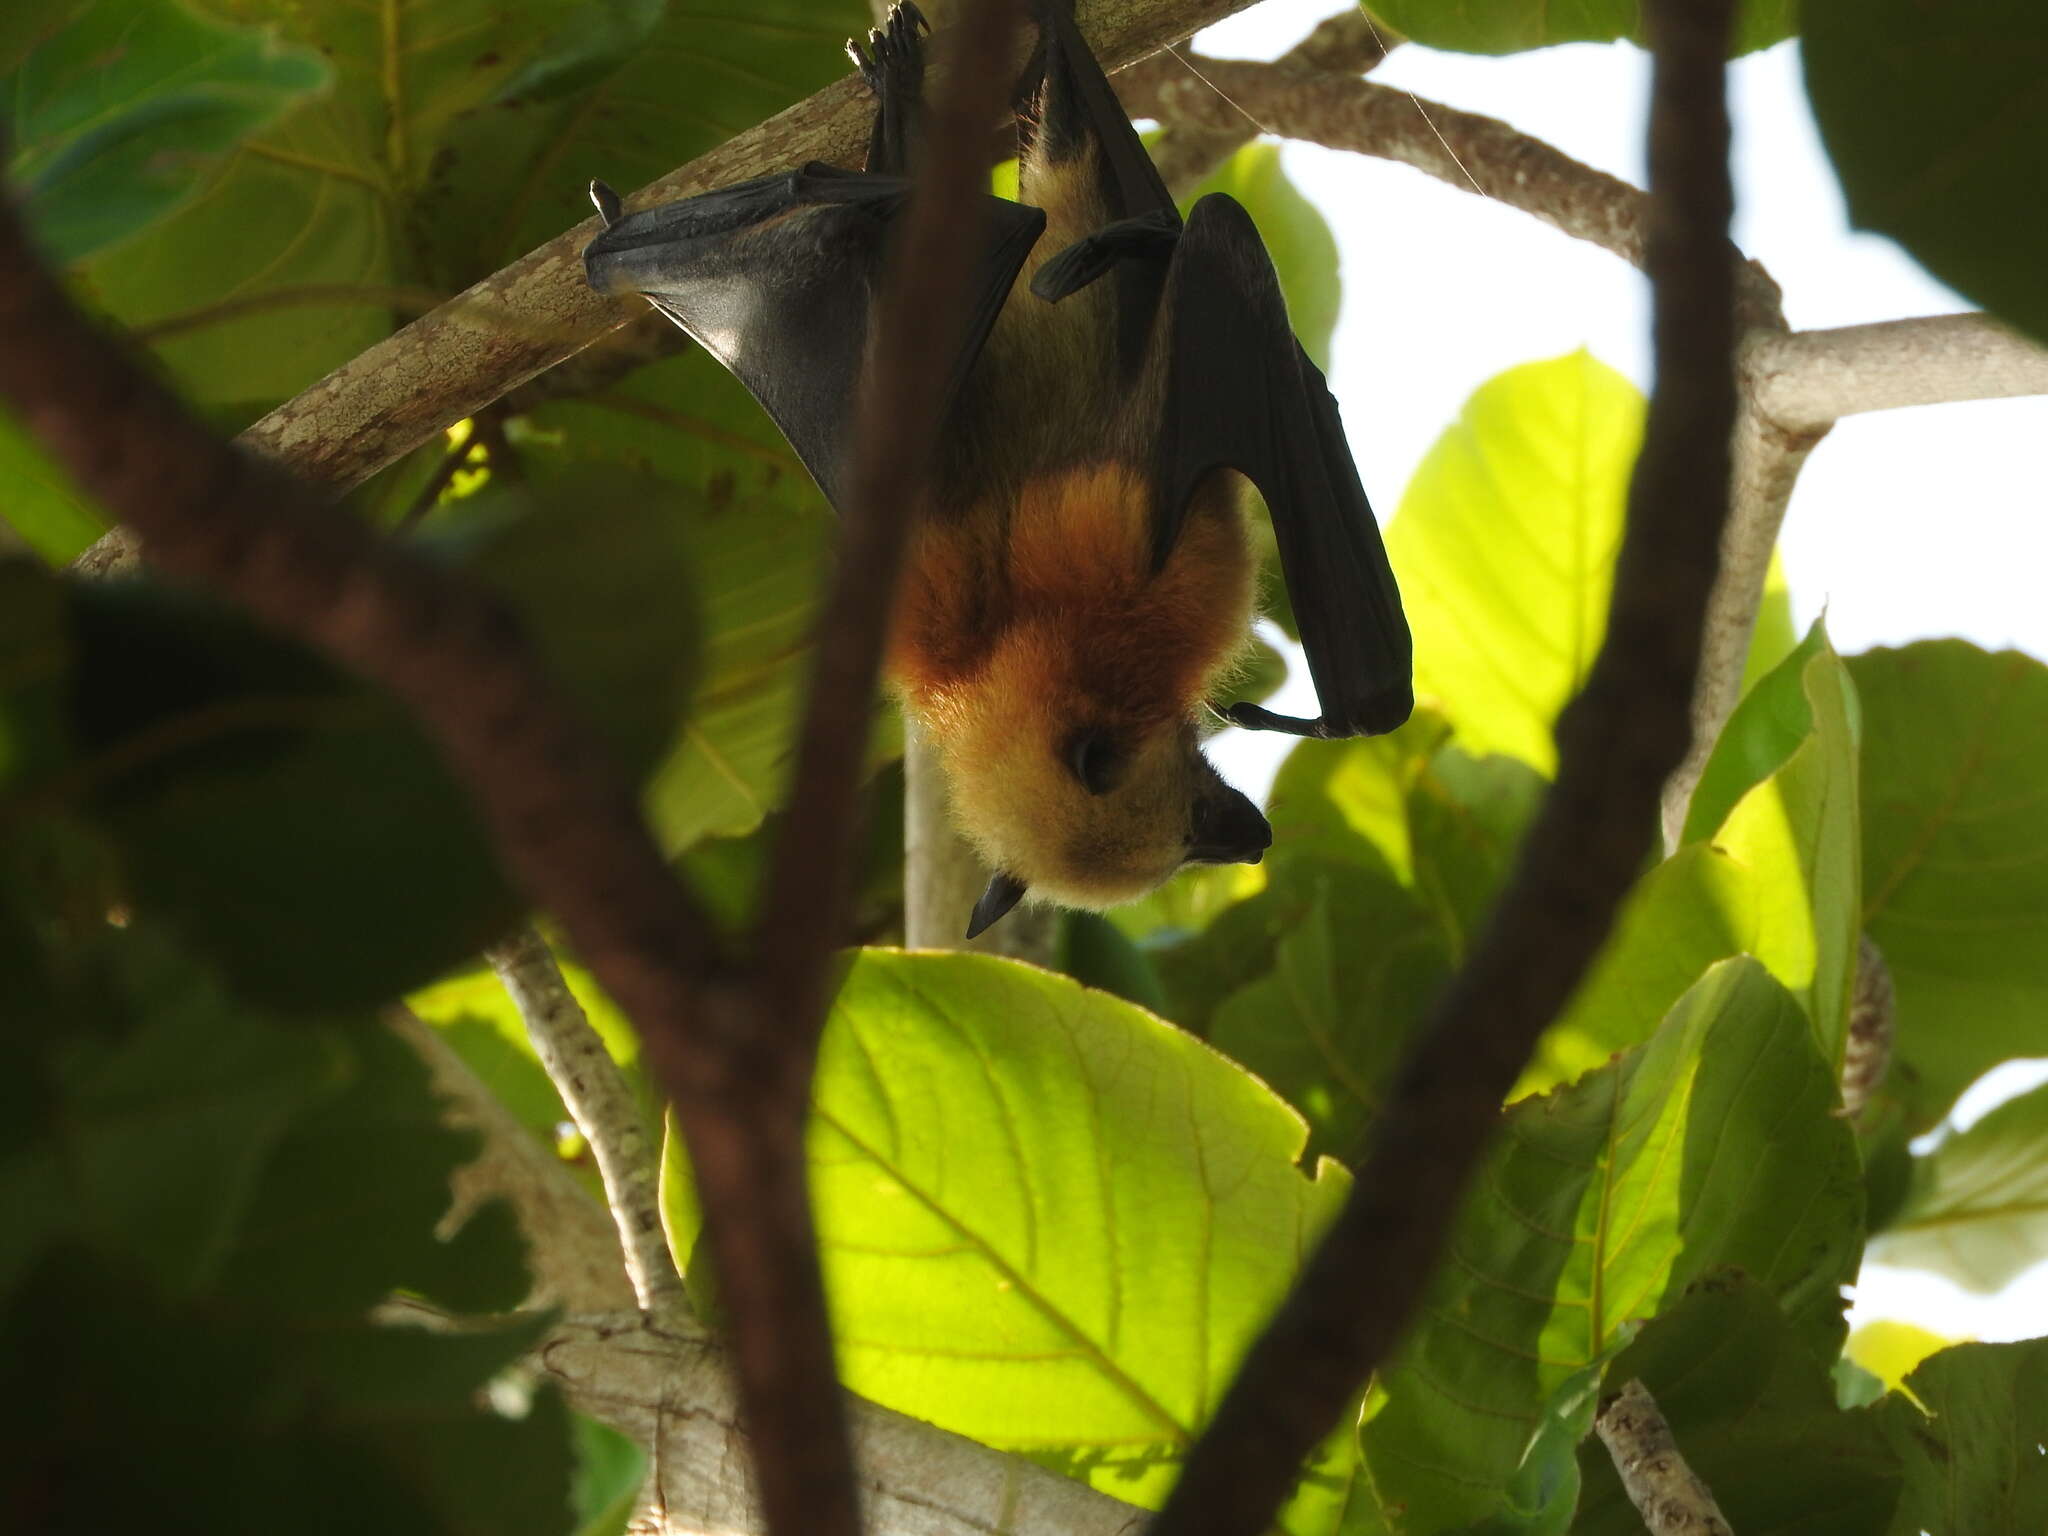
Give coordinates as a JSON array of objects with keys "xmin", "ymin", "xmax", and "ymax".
[{"xmin": 1065, "ymin": 730, "xmax": 1121, "ymax": 796}]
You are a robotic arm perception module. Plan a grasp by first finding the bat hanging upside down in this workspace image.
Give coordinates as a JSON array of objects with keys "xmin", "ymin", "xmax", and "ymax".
[{"xmin": 583, "ymin": 1, "xmax": 1412, "ymax": 938}]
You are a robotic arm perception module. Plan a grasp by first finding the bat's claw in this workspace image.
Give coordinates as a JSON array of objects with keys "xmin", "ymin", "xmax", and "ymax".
[
  {"xmin": 848, "ymin": 1, "xmax": 927, "ymax": 98},
  {"xmin": 588, "ymin": 179, "xmax": 622, "ymax": 230}
]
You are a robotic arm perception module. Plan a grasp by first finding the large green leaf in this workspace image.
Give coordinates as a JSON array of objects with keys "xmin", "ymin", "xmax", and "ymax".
[
  {"xmin": 1571, "ymin": 1274, "xmax": 1902, "ymax": 1535},
  {"xmin": 665, "ymin": 950, "xmax": 1357, "ymax": 1524},
  {"xmin": 1881, "ymin": 1340, "xmax": 2048, "ymax": 1534},
  {"xmin": 1355, "ymin": 960, "xmax": 1864, "ymax": 1531},
  {"xmin": 1868, "ymin": 1078, "xmax": 2048, "ymax": 1292},
  {"xmin": 0, "ymin": 884, "xmax": 568, "ymax": 1534},
  {"xmin": 1368, "ymin": 0, "xmax": 1796, "ymax": 57},
  {"xmin": 40, "ymin": 477, "xmax": 695, "ymax": 1010},
  {"xmin": 0, "ymin": 925, "xmax": 343, "ymax": 1298},
  {"xmin": 73, "ymin": 0, "xmax": 864, "ymax": 407},
  {"xmin": 1687, "ymin": 622, "xmax": 1862, "ymax": 1066},
  {"xmin": 525, "ymin": 350, "xmax": 834, "ymax": 851},
  {"xmin": 4, "ymin": 0, "xmax": 329, "ymax": 264},
  {"xmin": 1207, "ymin": 872, "xmax": 1450, "ymax": 1162},
  {"xmin": 1852, "ymin": 642, "xmax": 2048, "ymax": 1128},
  {"xmin": 1805, "ymin": 0, "xmax": 2048, "ymax": 345},
  {"xmin": 1384, "ymin": 353, "xmax": 1642, "ymax": 776}
]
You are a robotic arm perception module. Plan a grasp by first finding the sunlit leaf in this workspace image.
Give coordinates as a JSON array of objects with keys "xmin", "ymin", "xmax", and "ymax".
[{"xmin": 1385, "ymin": 353, "xmax": 1642, "ymax": 776}]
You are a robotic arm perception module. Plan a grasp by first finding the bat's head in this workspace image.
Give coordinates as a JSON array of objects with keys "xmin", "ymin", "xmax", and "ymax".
[
  {"xmin": 949, "ymin": 717, "xmax": 1273, "ymax": 936},
  {"xmin": 892, "ymin": 467, "xmax": 1267, "ymax": 937}
]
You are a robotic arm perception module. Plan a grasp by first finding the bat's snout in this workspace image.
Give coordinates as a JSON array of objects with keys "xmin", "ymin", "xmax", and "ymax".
[{"xmin": 1189, "ymin": 782, "xmax": 1271, "ymax": 866}]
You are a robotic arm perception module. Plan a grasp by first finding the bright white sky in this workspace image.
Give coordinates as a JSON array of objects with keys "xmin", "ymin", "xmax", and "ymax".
[{"xmin": 1192, "ymin": 0, "xmax": 2048, "ymax": 1350}]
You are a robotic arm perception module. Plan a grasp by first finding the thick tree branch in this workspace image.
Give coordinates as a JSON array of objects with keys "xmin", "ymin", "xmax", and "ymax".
[
  {"xmin": 486, "ymin": 927, "xmax": 687, "ymax": 1325},
  {"xmin": 1594, "ymin": 1380, "xmax": 1735, "ymax": 1536},
  {"xmin": 546, "ymin": 1315, "xmax": 1149, "ymax": 1536},
  {"xmin": 1750, "ymin": 311, "xmax": 2048, "ymax": 432},
  {"xmin": 1148, "ymin": 0, "xmax": 1740, "ymax": 1529}
]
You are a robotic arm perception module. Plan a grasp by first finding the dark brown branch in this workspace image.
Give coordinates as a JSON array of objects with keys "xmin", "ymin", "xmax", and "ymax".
[
  {"xmin": 1147, "ymin": 0, "xmax": 1740, "ymax": 1530},
  {"xmin": 751, "ymin": 0, "xmax": 1030, "ymax": 1031},
  {"xmin": 649, "ymin": 6, "xmax": 1038, "ymax": 1534}
]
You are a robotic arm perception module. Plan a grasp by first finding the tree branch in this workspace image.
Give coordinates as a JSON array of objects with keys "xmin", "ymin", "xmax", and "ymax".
[
  {"xmin": 486, "ymin": 927, "xmax": 688, "ymax": 1326},
  {"xmin": 1115, "ymin": 9, "xmax": 1397, "ymax": 195},
  {"xmin": 545, "ymin": 1315, "xmax": 1149, "ymax": 1536},
  {"xmin": 1147, "ymin": 0, "xmax": 1740, "ymax": 1527},
  {"xmin": 1594, "ymin": 1380, "xmax": 1735, "ymax": 1536},
  {"xmin": 393, "ymin": 1005, "xmax": 1145, "ymax": 1535},
  {"xmin": 1750, "ymin": 311, "xmax": 2048, "ymax": 432}
]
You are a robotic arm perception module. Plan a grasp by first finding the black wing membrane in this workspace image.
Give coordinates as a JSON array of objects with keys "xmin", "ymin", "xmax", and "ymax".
[
  {"xmin": 584, "ymin": 164, "xmax": 1045, "ymax": 511},
  {"xmin": 1155, "ymin": 195, "xmax": 1413, "ymax": 739}
]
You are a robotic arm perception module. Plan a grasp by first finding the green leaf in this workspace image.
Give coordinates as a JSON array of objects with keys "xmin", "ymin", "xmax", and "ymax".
[
  {"xmin": 1513, "ymin": 842, "xmax": 1760, "ymax": 1097},
  {"xmin": 1384, "ymin": 352, "xmax": 1643, "ymax": 776},
  {"xmin": 1368, "ymin": 0, "xmax": 1796, "ymax": 57},
  {"xmin": 1852, "ymin": 642, "xmax": 2048, "ymax": 1128},
  {"xmin": 1207, "ymin": 871, "xmax": 1449, "ymax": 1162},
  {"xmin": 0, "ymin": 406, "xmax": 104, "ymax": 564},
  {"xmin": 457, "ymin": 472, "xmax": 701, "ymax": 782},
  {"xmin": 0, "ymin": 1247, "xmax": 574, "ymax": 1536},
  {"xmin": 1571, "ymin": 1274, "xmax": 1903, "ymax": 1535},
  {"xmin": 216, "ymin": 1017, "xmax": 530, "ymax": 1315},
  {"xmin": 4, "ymin": 0, "xmax": 330, "ymax": 263},
  {"xmin": 1805, "ymin": 0, "xmax": 2048, "ymax": 345},
  {"xmin": 524, "ymin": 353, "xmax": 835, "ymax": 852},
  {"xmin": 1183, "ymin": 141, "xmax": 1341, "ymax": 367},
  {"xmin": 1742, "ymin": 548, "xmax": 1797, "ymax": 698},
  {"xmin": 64, "ymin": 581, "xmax": 518, "ymax": 1010},
  {"xmin": 0, "ymin": 559, "xmax": 69, "ymax": 794},
  {"xmin": 1869, "ymin": 1079, "xmax": 2048, "ymax": 1292},
  {"xmin": 1357, "ymin": 960, "xmax": 1864, "ymax": 1529},
  {"xmin": 1686, "ymin": 623, "xmax": 1863, "ymax": 1066},
  {"xmin": 668, "ymin": 950, "xmax": 1354, "ymax": 1522},
  {"xmin": 1882, "ymin": 1340, "xmax": 2048, "ymax": 1534},
  {"xmin": 0, "ymin": 924, "xmax": 343, "ymax": 1298},
  {"xmin": 423, "ymin": 0, "xmax": 869, "ymax": 279}
]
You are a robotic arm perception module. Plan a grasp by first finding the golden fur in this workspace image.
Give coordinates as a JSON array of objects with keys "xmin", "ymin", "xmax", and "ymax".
[{"xmin": 889, "ymin": 464, "xmax": 1256, "ymax": 906}]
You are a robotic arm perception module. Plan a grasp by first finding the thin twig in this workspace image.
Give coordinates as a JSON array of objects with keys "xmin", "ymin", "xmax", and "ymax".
[
  {"xmin": 1594, "ymin": 1380, "xmax": 1735, "ymax": 1535},
  {"xmin": 487, "ymin": 927, "xmax": 688, "ymax": 1325},
  {"xmin": 1147, "ymin": 0, "xmax": 1740, "ymax": 1528},
  {"xmin": 1115, "ymin": 10, "xmax": 1398, "ymax": 195}
]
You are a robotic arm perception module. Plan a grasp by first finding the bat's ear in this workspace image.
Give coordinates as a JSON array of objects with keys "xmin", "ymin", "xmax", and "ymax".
[{"xmin": 966, "ymin": 871, "xmax": 1029, "ymax": 939}]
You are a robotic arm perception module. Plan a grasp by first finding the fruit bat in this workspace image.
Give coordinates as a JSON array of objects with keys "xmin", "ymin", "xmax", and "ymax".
[{"xmin": 582, "ymin": 1, "xmax": 1411, "ymax": 938}]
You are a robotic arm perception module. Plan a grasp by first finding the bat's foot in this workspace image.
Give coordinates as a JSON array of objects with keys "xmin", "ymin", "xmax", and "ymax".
[{"xmin": 846, "ymin": 2, "xmax": 928, "ymax": 98}]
